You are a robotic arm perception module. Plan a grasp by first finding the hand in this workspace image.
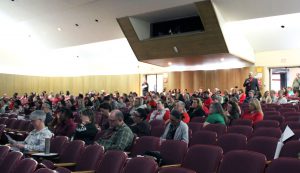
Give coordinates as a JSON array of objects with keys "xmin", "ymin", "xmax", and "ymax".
[{"xmin": 14, "ymin": 143, "xmax": 25, "ymax": 149}]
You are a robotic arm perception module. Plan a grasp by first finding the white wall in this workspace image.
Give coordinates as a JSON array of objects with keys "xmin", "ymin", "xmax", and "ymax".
[{"xmin": 129, "ymin": 17, "xmax": 150, "ymax": 40}]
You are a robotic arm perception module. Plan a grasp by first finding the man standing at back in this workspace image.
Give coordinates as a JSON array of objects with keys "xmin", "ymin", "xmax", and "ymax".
[
  {"xmin": 243, "ymin": 72, "xmax": 260, "ymax": 97},
  {"xmin": 97, "ymin": 110, "xmax": 134, "ymax": 151}
]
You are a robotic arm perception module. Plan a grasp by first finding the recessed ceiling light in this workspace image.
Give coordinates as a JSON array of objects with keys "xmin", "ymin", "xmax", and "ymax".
[
  {"xmin": 57, "ymin": 27, "xmax": 62, "ymax": 31},
  {"xmin": 75, "ymin": 24, "xmax": 79, "ymax": 27},
  {"xmin": 220, "ymin": 58, "xmax": 225, "ymax": 62},
  {"xmin": 95, "ymin": 19, "xmax": 99, "ymax": 22},
  {"xmin": 168, "ymin": 62, "xmax": 172, "ymax": 66},
  {"xmin": 281, "ymin": 25, "xmax": 285, "ymax": 28}
]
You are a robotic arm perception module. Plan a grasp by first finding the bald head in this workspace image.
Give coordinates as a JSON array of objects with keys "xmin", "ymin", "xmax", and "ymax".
[{"xmin": 109, "ymin": 110, "xmax": 124, "ymax": 128}]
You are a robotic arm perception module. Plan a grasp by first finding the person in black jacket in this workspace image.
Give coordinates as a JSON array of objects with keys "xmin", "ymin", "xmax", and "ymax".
[
  {"xmin": 130, "ymin": 108, "xmax": 151, "ymax": 137},
  {"xmin": 73, "ymin": 109, "xmax": 98, "ymax": 145},
  {"xmin": 243, "ymin": 72, "xmax": 260, "ymax": 97},
  {"xmin": 188, "ymin": 98, "xmax": 206, "ymax": 120}
]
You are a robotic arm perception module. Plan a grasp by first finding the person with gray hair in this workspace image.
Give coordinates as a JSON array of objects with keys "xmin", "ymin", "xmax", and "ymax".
[
  {"xmin": 9, "ymin": 110, "xmax": 53, "ymax": 152},
  {"xmin": 174, "ymin": 101, "xmax": 190, "ymax": 123}
]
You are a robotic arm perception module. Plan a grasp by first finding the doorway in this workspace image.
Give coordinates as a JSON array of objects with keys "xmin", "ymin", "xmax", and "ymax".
[{"xmin": 146, "ymin": 74, "xmax": 164, "ymax": 92}]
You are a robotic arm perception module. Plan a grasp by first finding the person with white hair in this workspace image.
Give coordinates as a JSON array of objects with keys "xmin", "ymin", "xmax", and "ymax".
[
  {"xmin": 9, "ymin": 110, "xmax": 53, "ymax": 152},
  {"xmin": 243, "ymin": 72, "xmax": 260, "ymax": 97}
]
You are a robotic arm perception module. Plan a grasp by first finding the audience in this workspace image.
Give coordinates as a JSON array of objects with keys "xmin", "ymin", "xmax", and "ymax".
[
  {"xmin": 73, "ymin": 109, "xmax": 98, "ymax": 145},
  {"xmin": 242, "ymin": 98, "xmax": 264, "ymax": 124},
  {"xmin": 161, "ymin": 109, "xmax": 189, "ymax": 144},
  {"xmin": 243, "ymin": 90, "xmax": 255, "ymax": 104},
  {"xmin": 97, "ymin": 110, "xmax": 134, "ymax": 151},
  {"xmin": 261, "ymin": 91, "xmax": 272, "ymax": 104}
]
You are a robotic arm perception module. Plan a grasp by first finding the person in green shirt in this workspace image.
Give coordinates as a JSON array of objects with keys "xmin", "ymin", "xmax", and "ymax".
[
  {"xmin": 97, "ymin": 110, "xmax": 134, "ymax": 151},
  {"xmin": 204, "ymin": 102, "xmax": 228, "ymax": 127}
]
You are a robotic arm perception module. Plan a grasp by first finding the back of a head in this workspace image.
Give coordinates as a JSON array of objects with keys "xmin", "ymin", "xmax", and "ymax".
[
  {"xmin": 30, "ymin": 110, "xmax": 46, "ymax": 122},
  {"xmin": 171, "ymin": 109, "xmax": 183, "ymax": 120},
  {"xmin": 210, "ymin": 102, "xmax": 225, "ymax": 115},
  {"xmin": 99, "ymin": 102, "xmax": 112, "ymax": 112}
]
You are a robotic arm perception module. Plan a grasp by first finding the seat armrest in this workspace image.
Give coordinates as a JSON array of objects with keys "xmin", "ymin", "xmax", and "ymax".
[
  {"xmin": 160, "ymin": 164, "xmax": 181, "ymax": 168},
  {"xmin": 54, "ymin": 162, "xmax": 77, "ymax": 167},
  {"xmin": 266, "ymin": 160, "xmax": 272, "ymax": 165}
]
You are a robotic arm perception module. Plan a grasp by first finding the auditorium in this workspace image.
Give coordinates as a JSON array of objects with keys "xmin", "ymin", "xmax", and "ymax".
[{"xmin": 0, "ymin": 0, "xmax": 300, "ymax": 172}]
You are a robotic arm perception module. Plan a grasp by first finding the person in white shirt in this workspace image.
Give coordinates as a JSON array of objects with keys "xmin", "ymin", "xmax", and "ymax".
[
  {"xmin": 10, "ymin": 110, "xmax": 53, "ymax": 152},
  {"xmin": 276, "ymin": 90, "xmax": 287, "ymax": 104}
]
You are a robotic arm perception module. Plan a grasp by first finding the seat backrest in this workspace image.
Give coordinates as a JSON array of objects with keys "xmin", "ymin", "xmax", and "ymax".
[
  {"xmin": 12, "ymin": 158, "xmax": 38, "ymax": 173},
  {"xmin": 160, "ymin": 140, "xmax": 188, "ymax": 165},
  {"xmin": 254, "ymin": 120, "xmax": 280, "ymax": 129},
  {"xmin": 75, "ymin": 144, "xmax": 104, "ymax": 171},
  {"xmin": 286, "ymin": 129, "xmax": 300, "ymax": 141},
  {"xmin": 263, "ymin": 108, "xmax": 276, "ymax": 112},
  {"xmin": 190, "ymin": 116, "xmax": 206, "ymax": 123},
  {"xmin": 285, "ymin": 116, "xmax": 300, "ymax": 122},
  {"xmin": 0, "ymin": 151, "xmax": 23, "ymax": 173},
  {"xmin": 122, "ymin": 157, "xmax": 158, "ymax": 173},
  {"xmin": 150, "ymin": 126, "xmax": 165, "ymax": 137},
  {"xmin": 282, "ymin": 112, "xmax": 300, "ymax": 118},
  {"xmin": 203, "ymin": 124, "xmax": 227, "ymax": 137},
  {"xmin": 252, "ymin": 127, "xmax": 282, "ymax": 139},
  {"xmin": 227, "ymin": 125, "xmax": 253, "ymax": 138},
  {"xmin": 217, "ymin": 134, "xmax": 247, "ymax": 154},
  {"xmin": 231, "ymin": 119, "xmax": 252, "ymax": 127},
  {"xmin": 159, "ymin": 167, "xmax": 196, "ymax": 173},
  {"xmin": 279, "ymin": 140, "xmax": 300, "ymax": 158},
  {"xmin": 0, "ymin": 145, "xmax": 10, "ymax": 165},
  {"xmin": 0, "ymin": 117, "xmax": 8, "ymax": 124},
  {"xmin": 187, "ymin": 122, "xmax": 203, "ymax": 133},
  {"xmin": 59, "ymin": 140, "xmax": 85, "ymax": 163},
  {"xmin": 266, "ymin": 158, "xmax": 300, "ymax": 173},
  {"xmin": 279, "ymin": 109, "xmax": 296, "ymax": 116},
  {"xmin": 50, "ymin": 136, "xmax": 69, "ymax": 154},
  {"xmin": 149, "ymin": 119, "xmax": 165, "ymax": 128},
  {"xmin": 34, "ymin": 168, "xmax": 57, "ymax": 173},
  {"xmin": 96, "ymin": 151, "xmax": 127, "ymax": 173},
  {"xmin": 264, "ymin": 115, "xmax": 284, "ymax": 125},
  {"xmin": 182, "ymin": 145, "xmax": 223, "ymax": 173},
  {"xmin": 5, "ymin": 118, "xmax": 17, "ymax": 129},
  {"xmin": 130, "ymin": 136, "xmax": 160, "ymax": 157},
  {"xmin": 264, "ymin": 111, "xmax": 281, "ymax": 117},
  {"xmin": 218, "ymin": 150, "xmax": 266, "ymax": 173},
  {"xmin": 282, "ymin": 121, "xmax": 300, "ymax": 130},
  {"xmin": 189, "ymin": 131, "xmax": 217, "ymax": 147},
  {"xmin": 247, "ymin": 136, "xmax": 278, "ymax": 161}
]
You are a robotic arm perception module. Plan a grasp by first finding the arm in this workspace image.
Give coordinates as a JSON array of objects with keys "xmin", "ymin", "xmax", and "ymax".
[
  {"xmin": 105, "ymin": 128, "xmax": 133, "ymax": 151},
  {"xmin": 181, "ymin": 124, "xmax": 189, "ymax": 144}
]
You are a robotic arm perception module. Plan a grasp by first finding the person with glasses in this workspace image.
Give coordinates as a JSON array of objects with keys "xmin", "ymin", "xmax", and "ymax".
[
  {"xmin": 130, "ymin": 108, "xmax": 151, "ymax": 137},
  {"xmin": 161, "ymin": 109, "xmax": 189, "ymax": 144}
]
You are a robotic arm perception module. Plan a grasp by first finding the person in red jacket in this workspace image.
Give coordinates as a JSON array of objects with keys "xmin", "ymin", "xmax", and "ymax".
[
  {"xmin": 239, "ymin": 89, "xmax": 246, "ymax": 104},
  {"xmin": 241, "ymin": 98, "xmax": 263, "ymax": 124}
]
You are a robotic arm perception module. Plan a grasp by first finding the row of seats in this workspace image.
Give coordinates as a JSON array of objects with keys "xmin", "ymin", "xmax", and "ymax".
[{"xmin": 1, "ymin": 141, "xmax": 300, "ymax": 173}]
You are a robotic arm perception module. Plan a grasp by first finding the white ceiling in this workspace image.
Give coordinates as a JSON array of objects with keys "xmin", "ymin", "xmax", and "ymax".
[{"xmin": 1, "ymin": 0, "xmax": 300, "ymax": 75}]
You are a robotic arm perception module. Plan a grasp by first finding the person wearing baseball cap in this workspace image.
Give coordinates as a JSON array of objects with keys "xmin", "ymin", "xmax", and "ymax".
[{"xmin": 11, "ymin": 110, "xmax": 53, "ymax": 152}]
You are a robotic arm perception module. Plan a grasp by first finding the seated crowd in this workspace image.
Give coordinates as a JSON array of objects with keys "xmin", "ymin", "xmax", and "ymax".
[{"xmin": 0, "ymin": 86, "xmax": 299, "ymax": 153}]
